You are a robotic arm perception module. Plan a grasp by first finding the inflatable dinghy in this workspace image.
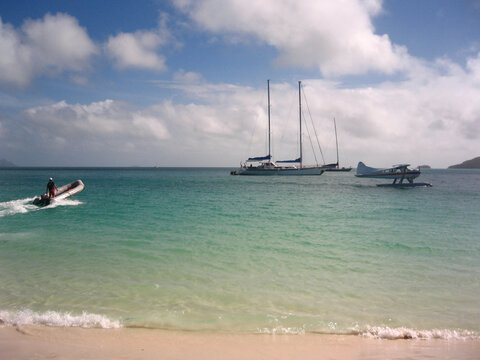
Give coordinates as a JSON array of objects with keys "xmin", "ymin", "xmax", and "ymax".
[{"xmin": 33, "ymin": 179, "xmax": 85, "ymax": 206}]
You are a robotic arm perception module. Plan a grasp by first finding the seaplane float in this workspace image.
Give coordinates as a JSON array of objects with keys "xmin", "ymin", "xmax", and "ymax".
[
  {"xmin": 33, "ymin": 179, "xmax": 85, "ymax": 206},
  {"xmin": 355, "ymin": 162, "xmax": 432, "ymax": 187}
]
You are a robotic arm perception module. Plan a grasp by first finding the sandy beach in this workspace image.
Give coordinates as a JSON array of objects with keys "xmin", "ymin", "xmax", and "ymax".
[{"xmin": 1, "ymin": 325, "xmax": 479, "ymax": 360}]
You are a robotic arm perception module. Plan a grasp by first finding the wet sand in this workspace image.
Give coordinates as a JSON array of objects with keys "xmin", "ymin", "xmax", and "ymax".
[{"xmin": 1, "ymin": 325, "xmax": 479, "ymax": 360}]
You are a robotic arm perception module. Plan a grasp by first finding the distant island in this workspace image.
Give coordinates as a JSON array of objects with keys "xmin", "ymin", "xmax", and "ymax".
[
  {"xmin": 448, "ymin": 156, "xmax": 480, "ymax": 169},
  {"xmin": 0, "ymin": 158, "xmax": 16, "ymax": 167},
  {"xmin": 417, "ymin": 165, "xmax": 431, "ymax": 169}
]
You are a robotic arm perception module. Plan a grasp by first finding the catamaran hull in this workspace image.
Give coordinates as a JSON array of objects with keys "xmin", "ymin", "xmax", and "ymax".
[
  {"xmin": 323, "ymin": 167, "xmax": 352, "ymax": 172},
  {"xmin": 33, "ymin": 179, "xmax": 85, "ymax": 206},
  {"xmin": 236, "ymin": 167, "xmax": 324, "ymax": 176}
]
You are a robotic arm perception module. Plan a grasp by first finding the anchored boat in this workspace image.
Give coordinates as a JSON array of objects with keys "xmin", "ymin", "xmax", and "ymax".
[
  {"xmin": 33, "ymin": 179, "xmax": 85, "ymax": 206},
  {"xmin": 355, "ymin": 162, "xmax": 431, "ymax": 187},
  {"xmin": 232, "ymin": 80, "xmax": 324, "ymax": 176}
]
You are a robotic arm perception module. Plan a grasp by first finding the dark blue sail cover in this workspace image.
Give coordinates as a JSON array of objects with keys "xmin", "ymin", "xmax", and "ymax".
[
  {"xmin": 277, "ymin": 157, "xmax": 301, "ymax": 163},
  {"xmin": 247, "ymin": 155, "xmax": 272, "ymax": 162}
]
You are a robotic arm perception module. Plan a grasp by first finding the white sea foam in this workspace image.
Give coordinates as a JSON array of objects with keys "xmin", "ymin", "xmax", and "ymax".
[
  {"xmin": 256, "ymin": 326, "xmax": 306, "ymax": 335},
  {"xmin": 0, "ymin": 198, "xmax": 37, "ymax": 217},
  {"xmin": 0, "ymin": 197, "xmax": 82, "ymax": 217},
  {"xmin": 45, "ymin": 198, "xmax": 83, "ymax": 209},
  {"xmin": 257, "ymin": 325, "xmax": 479, "ymax": 339},
  {"xmin": 356, "ymin": 325, "xmax": 480, "ymax": 340},
  {"xmin": 0, "ymin": 309, "xmax": 121, "ymax": 329}
]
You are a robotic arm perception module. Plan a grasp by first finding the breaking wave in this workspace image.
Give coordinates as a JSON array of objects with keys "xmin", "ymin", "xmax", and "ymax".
[
  {"xmin": 256, "ymin": 323, "xmax": 479, "ymax": 339},
  {"xmin": 355, "ymin": 325, "xmax": 480, "ymax": 340},
  {"xmin": 257, "ymin": 326, "xmax": 306, "ymax": 335},
  {"xmin": 1, "ymin": 309, "xmax": 478, "ymax": 339},
  {"xmin": 256, "ymin": 324, "xmax": 480, "ymax": 339},
  {"xmin": 0, "ymin": 309, "xmax": 121, "ymax": 329}
]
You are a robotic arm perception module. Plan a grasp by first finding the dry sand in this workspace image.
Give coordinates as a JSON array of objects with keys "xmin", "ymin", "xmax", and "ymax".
[{"xmin": 1, "ymin": 325, "xmax": 479, "ymax": 360}]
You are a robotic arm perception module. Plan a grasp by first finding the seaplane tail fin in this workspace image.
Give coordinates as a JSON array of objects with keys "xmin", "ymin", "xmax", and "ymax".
[{"xmin": 356, "ymin": 162, "xmax": 376, "ymax": 176}]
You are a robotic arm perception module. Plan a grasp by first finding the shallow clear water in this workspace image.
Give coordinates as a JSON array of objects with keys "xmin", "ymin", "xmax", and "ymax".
[{"xmin": 1, "ymin": 167, "xmax": 479, "ymax": 338}]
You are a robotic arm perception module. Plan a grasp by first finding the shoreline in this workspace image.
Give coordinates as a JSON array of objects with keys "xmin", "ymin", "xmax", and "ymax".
[{"xmin": 1, "ymin": 325, "xmax": 480, "ymax": 360}]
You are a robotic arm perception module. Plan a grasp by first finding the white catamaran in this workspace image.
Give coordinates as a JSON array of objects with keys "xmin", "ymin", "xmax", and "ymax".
[{"xmin": 232, "ymin": 80, "xmax": 324, "ymax": 176}]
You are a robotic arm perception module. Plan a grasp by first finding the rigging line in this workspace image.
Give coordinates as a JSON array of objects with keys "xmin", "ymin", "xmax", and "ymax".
[
  {"xmin": 302, "ymin": 87, "xmax": 325, "ymax": 164},
  {"xmin": 245, "ymin": 89, "xmax": 267, "ymax": 160},
  {"xmin": 265, "ymin": 111, "xmax": 268, "ymax": 157},
  {"xmin": 285, "ymin": 87, "xmax": 296, "ymax": 156},
  {"xmin": 302, "ymin": 107, "xmax": 319, "ymax": 166},
  {"xmin": 269, "ymin": 95, "xmax": 273, "ymax": 158},
  {"xmin": 245, "ymin": 113, "xmax": 258, "ymax": 159}
]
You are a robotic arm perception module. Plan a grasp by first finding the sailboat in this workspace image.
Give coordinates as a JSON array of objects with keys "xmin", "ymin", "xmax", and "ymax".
[
  {"xmin": 232, "ymin": 81, "xmax": 324, "ymax": 176},
  {"xmin": 321, "ymin": 118, "xmax": 352, "ymax": 172}
]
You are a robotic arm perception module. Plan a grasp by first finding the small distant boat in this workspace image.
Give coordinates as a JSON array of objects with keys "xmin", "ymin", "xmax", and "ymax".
[
  {"xmin": 355, "ymin": 162, "xmax": 431, "ymax": 187},
  {"xmin": 33, "ymin": 179, "xmax": 85, "ymax": 206},
  {"xmin": 321, "ymin": 118, "xmax": 352, "ymax": 172},
  {"xmin": 232, "ymin": 80, "xmax": 324, "ymax": 176}
]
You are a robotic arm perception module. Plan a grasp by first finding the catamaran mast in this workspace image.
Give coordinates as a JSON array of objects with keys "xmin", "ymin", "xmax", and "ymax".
[
  {"xmin": 298, "ymin": 81, "xmax": 303, "ymax": 168},
  {"xmin": 267, "ymin": 80, "xmax": 271, "ymax": 161},
  {"xmin": 334, "ymin": 117, "xmax": 339, "ymax": 167}
]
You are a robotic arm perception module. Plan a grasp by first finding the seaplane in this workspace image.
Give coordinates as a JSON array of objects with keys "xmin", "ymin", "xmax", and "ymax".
[{"xmin": 355, "ymin": 162, "xmax": 432, "ymax": 187}]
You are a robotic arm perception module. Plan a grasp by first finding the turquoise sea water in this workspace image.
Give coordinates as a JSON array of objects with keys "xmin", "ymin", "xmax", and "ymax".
[{"xmin": 0, "ymin": 167, "xmax": 479, "ymax": 339}]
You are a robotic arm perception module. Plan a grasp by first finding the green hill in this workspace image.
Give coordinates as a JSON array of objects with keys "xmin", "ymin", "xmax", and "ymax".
[{"xmin": 448, "ymin": 156, "xmax": 480, "ymax": 169}]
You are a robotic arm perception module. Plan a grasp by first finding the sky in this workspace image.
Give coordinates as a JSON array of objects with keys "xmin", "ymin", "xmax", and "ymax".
[{"xmin": 0, "ymin": 0, "xmax": 479, "ymax": 168}]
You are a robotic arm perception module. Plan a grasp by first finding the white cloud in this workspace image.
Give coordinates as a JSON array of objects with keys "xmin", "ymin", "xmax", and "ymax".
[
  {"xmin": 173, "ymin": 69, "xmax": 204, "ymax": 83},
  {"xmin": 22, "ymin": 13, "xmax": 97, "ymax": 72},
  {"xmin": 105, "ymin": 14, "xmax": 172, "ymax": 71},
  {"xmin": 25, "ymin": 99, "xmax": 170, "ymax": 141},
  {"xmin": 70, "ymin": 75, "xmax": 89, "ymax": 85},
  {"xmin": 132, "ymin": 114, "xmax": 170, "ymax": 139},
  {"xmin": 9, "ymin": 85, "xmax": 262, "ymax": 166},
  {"xmin": 174, "ymin": 0, "xmax": 412, "ymax": 76},
  {"xmin": 141, "ymin": 54, "xmax": 480, "ymax": 168},
  {"xmin": 106, "ymin": 31, "xmax": 167, "ymax": 71},
  {"xmin": 287, "ymin": 56, "xmax": 480, "ymax": 167},
  {"xmin": 2, "ymin": 52, "xmax": 479, "ymax": 167},
  {"xmin": 0, "ymin": 13, "xmax": 97, "ymax": 87},
  {"xmin": 467, "ymin": 55, "xmax": 480, "ymax": 83},
  {"xmin": 0, "ymin": 19, "xmax": 32, "ymax": 86}
]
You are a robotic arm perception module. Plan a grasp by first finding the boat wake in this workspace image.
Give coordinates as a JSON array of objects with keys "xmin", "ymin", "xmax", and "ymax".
[
  {"xmin": 0, "ymin": 198, "xmax": 37, "ymax": 217},
  {"xmin": 0, "ymin": 197, "xmax": 82, "ymax": 217},
  {"xmin": 45, "ymin": 198, "xmax": 83, "ymax": 209}
]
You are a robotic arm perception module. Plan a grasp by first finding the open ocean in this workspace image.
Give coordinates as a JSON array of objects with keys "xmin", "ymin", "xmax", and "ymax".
[{"xmin": 0, "ymin": 167, "xmax": 479, "ymax": 339}]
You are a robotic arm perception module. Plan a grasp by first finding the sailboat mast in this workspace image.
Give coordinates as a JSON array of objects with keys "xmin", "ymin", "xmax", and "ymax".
[
  {"xmin": 334, "ymin": 117, "xmax": 339, "ymax": 167},
  {"xmin": 267, "ymin": 80, "xmax": 271, "ymax": 161},
  {"xmin": 298, "ymin": 81, "xmax": 303, "ymax": 168}
]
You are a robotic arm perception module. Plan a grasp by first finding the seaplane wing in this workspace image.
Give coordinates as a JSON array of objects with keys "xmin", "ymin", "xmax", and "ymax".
[{"xmin": 355, "ymin": 162, "xmax": 420, "ymax": 180}]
